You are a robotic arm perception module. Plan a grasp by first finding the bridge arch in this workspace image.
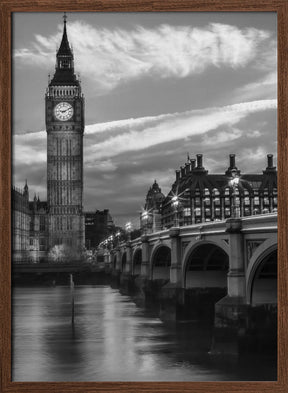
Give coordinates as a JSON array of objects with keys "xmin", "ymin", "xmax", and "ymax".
[
  {"xmin": 151, "ymin": 245, "xmax": 171, "ymax": 280},
  {"xmin": 183, "ymin": 241, "xmax": 229, "ymax": 289},
  {"xmin": 121, "ymin": 252, "xmax": 127, "ymax": 273},
  {"xmin": 112, "ymin": 254, "xmax": 117, "ymax": 270},
  {"xmin": 246, "ymin": 240, "xmax": 277, "ymax": 305},
  {"xmin": 132, "ymin": 248, "xmax": 142, "ymax": 275}
]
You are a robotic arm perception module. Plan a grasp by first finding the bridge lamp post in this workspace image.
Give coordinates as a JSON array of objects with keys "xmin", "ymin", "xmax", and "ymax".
[
  {"xmin": 141, "ymin": 210, "xmax": 149, "ymax": 235},
  {"xmin": 125, "ymin": 222, "xmax": 132, "ymax": 241},
  {"xmin": 115, "ymin": 231, "xmax": 121, "ymax": 245},
  {"xmin": 229, "ymin": 171, "xmax": 240, "ymax": 218},
  {"xmin": 172, "ymin": 195, "xmax": 180, "ymax": 226},
  {"xmin": 108, "ymin": 235, "xmax": 114, "ymax": 249},
  {"xmin": 103, "ymin": 239, "xmax": 109, "ymax": 251}
]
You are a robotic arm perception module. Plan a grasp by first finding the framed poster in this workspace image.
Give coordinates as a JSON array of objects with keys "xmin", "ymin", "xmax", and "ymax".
[{"xmin": 0, "ymin": 1, "xmax": 287, "ymax": 392}]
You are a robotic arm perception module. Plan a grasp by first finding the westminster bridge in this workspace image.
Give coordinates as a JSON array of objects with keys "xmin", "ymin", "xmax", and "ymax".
[{"xmin": 106, "ymin": 213, "xmax": 277, "ymax": 353}]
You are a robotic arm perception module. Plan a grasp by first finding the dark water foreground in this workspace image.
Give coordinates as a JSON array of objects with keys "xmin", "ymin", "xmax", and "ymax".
[{"xmin": 12, "ymin": 284, "xmax": 277, "ymax": 382}]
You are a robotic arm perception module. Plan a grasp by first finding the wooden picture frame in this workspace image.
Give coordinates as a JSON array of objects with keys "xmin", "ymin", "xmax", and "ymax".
[{"xmin": 0, "ymin": 1, "xmax": 287, "ymax": 392}]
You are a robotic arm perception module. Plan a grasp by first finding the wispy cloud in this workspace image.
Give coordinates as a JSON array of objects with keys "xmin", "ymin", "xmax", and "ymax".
[
  {"xmin": 85, "ymin": 99, "xmax": 276, "ymax": 159},
  {"xmin": 13, "ymin": 132, "xmax": 46, "ymax": 164},
  {"xmin": 13, "ymin": 99, "xmax": 276, "ymax": 171},
  {"xmin": 14, "ymin": 22, "xmax": 275, "ymax": 92},
  {"xmin": 247, "ymin": 130, "xmax": 261, "ymax": 138},
  {"xmin": 201, "ymin": 128, "xmax": 243, "ymax": 145},
  {"xmin": 232, "ymin": 71, "xmax": 277, "ymax": 102},
  {"xmin": 240, "ymin": 147, "xmax": 267, "ymax": 161}
]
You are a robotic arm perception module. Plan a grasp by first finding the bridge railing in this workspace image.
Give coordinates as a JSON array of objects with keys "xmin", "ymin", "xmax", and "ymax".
[{"xmin": 120, "ymin": 212, "xmax": 277, "ymax": 248}]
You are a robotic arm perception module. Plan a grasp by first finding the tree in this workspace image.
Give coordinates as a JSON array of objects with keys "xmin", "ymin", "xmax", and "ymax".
[{"xmin": 48, "ymin": 244, "xmax": 81, "ymax": 263}]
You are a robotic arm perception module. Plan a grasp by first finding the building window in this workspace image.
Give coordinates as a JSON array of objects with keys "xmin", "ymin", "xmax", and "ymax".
[
  {"xmin": 225, "ymin": 208, "xmax": 231, "ymax": 216},
  {"xmin": 254, "ymin": 197, "xmax": 260, "ymax": 205},
  {"xmin": 40, "ymin": 216, "xmax": 45, "ymax": 231},
  {"xmin": 40, "ymin": 238, "xmax": 46, "ymax": 251},
  {"xmin": 244, "ymin": 197, "xmax": 250, "ymax": 205},
  {"xmin": 29, "ymin": 238, "xmax": 33, "ymax": 246},
  {"xmin": 183, "ymin": 208, "xmax": 191, "ymax": 217}
]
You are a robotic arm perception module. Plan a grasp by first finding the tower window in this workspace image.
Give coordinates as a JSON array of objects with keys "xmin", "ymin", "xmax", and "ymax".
[{"xmin": 60, "ymin": 59, "xmax": 70, "ymax": 68}]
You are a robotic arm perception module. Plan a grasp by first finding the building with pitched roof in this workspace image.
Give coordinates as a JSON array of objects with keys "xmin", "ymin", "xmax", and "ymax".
[{"xmin": 159, "ymin": 153, "xmax": 277, "ymax": 229}]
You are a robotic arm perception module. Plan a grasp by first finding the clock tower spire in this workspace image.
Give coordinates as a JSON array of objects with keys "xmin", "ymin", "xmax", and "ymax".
[{"xmin": 45, "ymin": 13, "xmax": 85, "ymax": 257}]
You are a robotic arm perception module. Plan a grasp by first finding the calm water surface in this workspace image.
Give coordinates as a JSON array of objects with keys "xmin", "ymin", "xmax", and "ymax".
[{"xmin": 12, "ymin": 285, "xmax": 276, "ymax": 381}]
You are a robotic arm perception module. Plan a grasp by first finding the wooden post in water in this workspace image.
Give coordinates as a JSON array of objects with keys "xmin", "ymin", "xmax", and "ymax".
[{"xmin": 70, "ymin": 273, "xmax": 75, "ymax": 325}]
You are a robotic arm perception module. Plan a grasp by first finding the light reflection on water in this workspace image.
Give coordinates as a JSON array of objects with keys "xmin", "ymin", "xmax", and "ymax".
[{"xmin": 12, "ymin": 285, "xmax": 276, "ymax": 382}]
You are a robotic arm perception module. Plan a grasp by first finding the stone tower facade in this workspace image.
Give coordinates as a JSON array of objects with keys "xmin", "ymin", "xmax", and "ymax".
[{"xmin": 45, "ymin": 15, "xmax": 85, "ymax": 255}]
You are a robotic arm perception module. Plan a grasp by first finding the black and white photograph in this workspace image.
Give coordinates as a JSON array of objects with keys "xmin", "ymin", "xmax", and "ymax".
[{"xmin": 12, "ymin": 11, "xmax": 277, "ymax": 382}]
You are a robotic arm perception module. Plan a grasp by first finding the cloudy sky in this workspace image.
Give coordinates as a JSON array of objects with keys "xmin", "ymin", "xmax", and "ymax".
[{"xmin": 12, "ymin": 12, "xmax": 277, "ymax": 227}]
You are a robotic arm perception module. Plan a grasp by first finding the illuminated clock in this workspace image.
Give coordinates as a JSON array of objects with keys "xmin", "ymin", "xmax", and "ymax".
[{"xmin": 54, "ymin": 102, "xmax": 74, "ymax": 121}]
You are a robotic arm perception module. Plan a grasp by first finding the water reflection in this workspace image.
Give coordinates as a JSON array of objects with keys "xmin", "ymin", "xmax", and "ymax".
[{"xmin": 12, "ymin": 285, "xmax": 276, "ymax": 381}]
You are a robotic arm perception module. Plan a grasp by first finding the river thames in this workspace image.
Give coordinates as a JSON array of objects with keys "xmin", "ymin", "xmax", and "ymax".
[{"xmin": 12, "ymin": 285, "xmax": 276, "ymax": 382}]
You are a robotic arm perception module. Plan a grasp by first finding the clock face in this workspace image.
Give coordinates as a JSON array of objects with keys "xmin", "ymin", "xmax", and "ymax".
[{"xmin": 54, "ymin": 102, "xmax": 74, "ymax": 121}]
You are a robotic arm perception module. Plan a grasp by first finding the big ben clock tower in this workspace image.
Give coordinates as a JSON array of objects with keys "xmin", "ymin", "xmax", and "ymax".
[{"xmin": 45, "ymin": 14, "xmax": 85, "ymax": 255}]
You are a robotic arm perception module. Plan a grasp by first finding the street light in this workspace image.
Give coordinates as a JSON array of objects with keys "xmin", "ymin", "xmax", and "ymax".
[
  {"xmin": 141, "ymin": 210, "xmax": 149, "ymax": 234},
  {"xmin": 172, "ymin": 195, "xmax": 180, "ymax": 226},
  {"xmin": 125, "ymin": 222, "xmax": 132, "ymax": 241},
  {"xmin": 229, "ymin": 170, "xmax": 240, "ymax": 218},
  {"xmin": 108, "ymin": 235, "xmax": 114, "ymax": 248},
  {"xmin": 103, "ymin": 239, "xmax": 108, "ymax": 250}
]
